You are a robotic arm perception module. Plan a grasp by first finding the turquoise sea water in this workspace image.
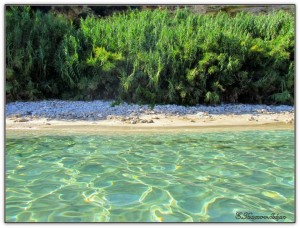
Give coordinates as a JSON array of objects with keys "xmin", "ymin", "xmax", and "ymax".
[{"xmin": 6, "ymin": 130, "xmax": 294, "ymax": 222}]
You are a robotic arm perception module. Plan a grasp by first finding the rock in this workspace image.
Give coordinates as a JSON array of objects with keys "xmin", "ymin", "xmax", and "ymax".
[
  {"xmin": 190, "ymin": 120, "xmax": 196, "ymax": 122},
  {"xmin": 46, "ymin": 123, "xmax": 51, "ymax": 125},
  {"xmin": 196, "ymin": 112, "xmax": 205, "ymax": 117},
  {"xmin": 248, "ymin": 116, "xmax": 255, "ymax": 121},
  {"xmin": 140, "ymin": 119, "xmax": 148, "ymax": 123},
  {"xmin": 130, "ymin": 120, "xmax": 137, "ymax": 124},
  {"xmin": 256, "ymin": 109, "xmax": 267, "ymax": 114},
  {"xmin": 285, "ymin": 118, "xmax": 294, "ymax": 124},
  {"xmin": 5, "ymin": 100, "xmax": 294, "ymax": 121},
  {"xmin": 129, "ymin": 113, "xmax": 137, "ymax": 117},
  {"xmin": 106, "ymin": 115, "xmax": 114, "ymax": 120},
  {"xmin": 14, "ymin": 118, "xmax": 29, "ymax": 122},
  {"xmin": 147, "ymin": 119, "xmax": 154, "ymax": 123},
  {"xmin": 146, "ymin": 110, "xmax": 155, "ymax": 115}
]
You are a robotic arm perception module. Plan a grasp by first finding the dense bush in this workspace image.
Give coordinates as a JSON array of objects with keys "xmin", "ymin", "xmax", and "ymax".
[
  {"xmin": 6, "ymin": 6, "xmax": 70, "ymax": 100},
  {"xmin": 6, "ymin": 6, "xmax": 294, "ymax": 105}
]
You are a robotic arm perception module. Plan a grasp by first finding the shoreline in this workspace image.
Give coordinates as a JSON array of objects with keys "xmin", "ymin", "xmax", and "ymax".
[
  {"xmin": 6, "ymin": 113, "xmax": 294, "ymax": 135},
  {"xmin": 6, "ymin": 100, "xmax": 294, "ymax": 135}
]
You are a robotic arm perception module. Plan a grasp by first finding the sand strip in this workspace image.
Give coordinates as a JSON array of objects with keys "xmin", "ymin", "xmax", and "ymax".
[{"xmin": 6, "ymin": 112, "xmax": 294, "ymax": 136}]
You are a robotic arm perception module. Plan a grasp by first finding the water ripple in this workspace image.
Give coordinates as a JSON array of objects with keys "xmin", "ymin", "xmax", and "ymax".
[{"xmin": 6, "ymin": 130, "xmax": 294, "ymax": 222}]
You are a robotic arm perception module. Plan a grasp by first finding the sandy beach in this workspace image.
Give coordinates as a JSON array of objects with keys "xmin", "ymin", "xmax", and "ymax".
[{"xmin": 6, "ymin": 112, "xmax": 294, "ymax": 135}]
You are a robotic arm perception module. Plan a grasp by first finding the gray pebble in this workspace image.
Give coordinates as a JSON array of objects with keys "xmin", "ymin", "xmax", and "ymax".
[{"xmin": 5, "ymin": 100, "xmax": 294, "ymax": 121}]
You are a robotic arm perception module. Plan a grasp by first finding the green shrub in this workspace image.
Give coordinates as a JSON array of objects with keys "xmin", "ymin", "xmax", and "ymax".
[
  {"xmin": 6, "ymin": 6, "xmax": 294, "ymax": 105},
  {"xmin": 6, "ymin": 6, "xmax": 71, "ymax": 101}
]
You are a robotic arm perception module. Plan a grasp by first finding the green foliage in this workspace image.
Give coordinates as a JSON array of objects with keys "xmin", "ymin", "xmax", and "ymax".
[
  {"xmin": 6, "ymin": 6, "xmax": 70, "ymax": 100},
  {"xmin": 205, "ymin": 91, "xmax": 220, "ymax": 105},
  {"xmin": 6, "ymin": 6, "xmax": 294, "ymax": 105}
]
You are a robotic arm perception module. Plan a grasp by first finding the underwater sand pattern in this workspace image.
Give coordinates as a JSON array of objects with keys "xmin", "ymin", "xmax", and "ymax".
[{"xmin": 6, "ymin": 130, "xmax": 294, "ymax": 222}]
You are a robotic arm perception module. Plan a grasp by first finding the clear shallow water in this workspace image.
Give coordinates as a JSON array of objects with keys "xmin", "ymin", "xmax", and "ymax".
[{"xmin": 6, "ymin": 130, "xmax": 294, "ymax": 222}]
